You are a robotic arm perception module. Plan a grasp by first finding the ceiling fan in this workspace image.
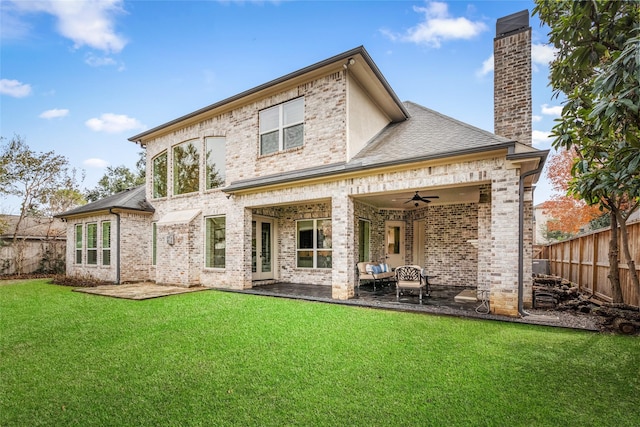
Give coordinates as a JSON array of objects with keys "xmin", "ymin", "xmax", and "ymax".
[{"xmin": 404, "ymin": 191, "xmax": 439, "ymax": 206}]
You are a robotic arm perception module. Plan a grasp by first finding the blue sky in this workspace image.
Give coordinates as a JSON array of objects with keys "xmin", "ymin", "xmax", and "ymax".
[{"xmin": 1, "ymin": 0, "xmax": 561, "ymax": 214}]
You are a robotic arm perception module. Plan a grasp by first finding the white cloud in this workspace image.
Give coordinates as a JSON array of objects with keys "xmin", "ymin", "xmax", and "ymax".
[
  {"xmin": 476, "ymin": 54, "xmax": 494, "ymax": 77},
  {"xmin": 532, "ymin": 115, "xmax": 543, "ymax": 123},
  {"xmin": 384, "ymin": 1, "xmax": 487, "ymax": 48},
  {"xmin": 85, "ymin": 53, "xmax": 117, "ymax": 67},
  {"xmin": 10, "ymin": 0, "xmax": 128, "ymax": 53},
  {"xmin": 83, "ymin": 158, "xmax": 110, "ymax": 168},
  {"xmin": 85, "ymin": 113, "xmax": 145, "ymax": 133},
  {"xmin": 541, "ymin": 104, "xmax": 562, "ymax": 116},
  {"xmin": 0, "ymin": 78, "xmax": 32, "ymax": 97},
  {"xmin": 532, "ymin": 43, "xmax": 557, "ymax": 66},
  {"xmin": 39, "ymin": 108, "xmax": 69, "ymax": 119},
  {"xmin": 477, "ymin": 43, "xmax": 558, "ymax": 77},
  {"xmin": 532, "ymin": 130, "xmax": 554, "ymax": 149}
]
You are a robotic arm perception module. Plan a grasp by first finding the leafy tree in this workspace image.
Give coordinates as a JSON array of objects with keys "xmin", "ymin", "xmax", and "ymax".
[
  {"xmin": 540, "ymin": 148, "xmax": 601, "ymax": 236},
  {"xmin": 534, "ymin": 0, "xmax": 640, "ymax": 303},
  {"xmin": 0, "ymin": 135, "xmax": 81, "ymax": 273},
  {"xmin": 85, "ymin": 151, "xmax": 146, "ymax": 202}
]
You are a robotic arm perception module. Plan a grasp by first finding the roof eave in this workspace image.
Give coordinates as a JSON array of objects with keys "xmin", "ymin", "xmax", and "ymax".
[{"xmin": 224, "ymin": 142, "xmax": 518, "ymax": 194}]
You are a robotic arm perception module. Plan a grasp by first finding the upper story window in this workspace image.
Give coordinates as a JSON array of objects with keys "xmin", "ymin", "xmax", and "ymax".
[
  {"xmin": 205, "ymin": 137, "xmax": 226, "ymax": 189},
  {"xmin": 173, "ymin": 140, "xmax": 200, "ymax": 195},
  {"xmin": 259, "ymin": 97, "xmax": 304, "ymax": 155},
  {"xmin": 152, "ymin": 151, "xmax": 167, "ymax": 198}
]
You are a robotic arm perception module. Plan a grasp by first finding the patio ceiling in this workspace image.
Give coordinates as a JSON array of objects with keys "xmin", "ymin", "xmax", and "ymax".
[{"xmin": 353, "ymin": 184, "xmax": 481, "ymax": 210}]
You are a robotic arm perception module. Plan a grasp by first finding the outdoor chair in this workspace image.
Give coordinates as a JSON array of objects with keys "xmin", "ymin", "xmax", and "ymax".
[
  {"xmin": 395, "ymin": 265, "xmax": 427, "ymax": 304},
  {"xmin": 356, "ymin": 261, "xmax": 395, "ymax": 295}
]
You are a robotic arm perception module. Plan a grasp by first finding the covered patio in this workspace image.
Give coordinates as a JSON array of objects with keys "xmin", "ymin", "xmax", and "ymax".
[{"xmin": 223, "ymin": 281, "xmax": 595, "ymax": 330}]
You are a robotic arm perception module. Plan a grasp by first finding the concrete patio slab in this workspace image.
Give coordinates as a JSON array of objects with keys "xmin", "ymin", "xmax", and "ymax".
[{"xmin": 74, "ymin": 283, "xmax": 207, "ymax": 300}]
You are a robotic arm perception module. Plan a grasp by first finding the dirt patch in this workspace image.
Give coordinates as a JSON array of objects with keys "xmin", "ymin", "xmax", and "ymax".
[{"xmin": 534, "ymin": 275, "xmax": 640, "ymax": 335}]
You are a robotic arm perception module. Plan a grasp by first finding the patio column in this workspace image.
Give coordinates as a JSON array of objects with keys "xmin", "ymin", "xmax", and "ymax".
[
  {"xmin": 331, "ymin": 193, "xmax": 355, "ymax": 299},
  {"xmin": 490, "ymin": 167, "xmax": 521, "ymax": 316},
  {"xmin": 225, "ymin": 204, "xmax": 252, "ymax": 290}
]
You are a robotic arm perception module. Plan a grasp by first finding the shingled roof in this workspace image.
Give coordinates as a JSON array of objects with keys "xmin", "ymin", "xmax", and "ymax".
[
  {"xmin": 352, "ymin": 101, "xmax": 515, "ymax": 166},
  {"xmin": 55, "ymin": 186, "xmax": 154, "ymax": 219}
]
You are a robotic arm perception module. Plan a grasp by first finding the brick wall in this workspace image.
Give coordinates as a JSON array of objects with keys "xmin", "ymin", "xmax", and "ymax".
[
  {"xmin": 494, "ymin": 27, "xmax": 532, "ymax": 146},
  {"xmin": 145, "ymin": 70, "xmax": 348, "ymax": 193},
  {"xmin": 64, "ymin": 212, "xmax": 152, "ymax": 284}
]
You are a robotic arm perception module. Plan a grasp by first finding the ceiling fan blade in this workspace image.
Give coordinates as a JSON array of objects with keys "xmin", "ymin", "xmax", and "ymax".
[{"xmin": 420, "ymin": 195, "xmax": 439, "ymax": 200}]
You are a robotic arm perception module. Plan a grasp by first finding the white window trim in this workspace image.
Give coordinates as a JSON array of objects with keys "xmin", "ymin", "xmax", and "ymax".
[
  {"xmin": 75, "ymin": 224, "xmax": 83, "ymax": 265},
  {"xmin": 259, "ymin": 97, "xmax": 304, "ymax": 155},
  {"xmin": 101, "ymin": 221, "xmax": 111, "ymax": 267},
  {"xmin": 296, "ymin": 218, "xmax": 332, "ymax": 269},
  {"xmin": 205, "ymin": 215, "xmax": 226, "ymax": 269},
  {"xmin": 86, "ymin": 222, "xmax": 98, "ymax": 266}
]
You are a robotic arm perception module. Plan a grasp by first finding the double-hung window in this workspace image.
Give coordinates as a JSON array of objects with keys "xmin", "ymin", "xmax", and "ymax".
[
  {"xmin": 259, "ymin": 97, "xmax": 304, "ymax": 155},
  {"xmin": 205, "ymin": 216, "xmax": 226, "ymax": 268},
  {"xmin": 102, "ymin": 221, "xmax": 111, "ymax": 266},
  {"xmin": 75, "ymin": 224, "xmax": 83, "ymax": 264},
  {"xmin": 86, "ymin": 223, "xmax": 98, "ymax": 265},
  {"xmin": 296, "ymin": 219, "xmax": 332, "ymax": 268}
]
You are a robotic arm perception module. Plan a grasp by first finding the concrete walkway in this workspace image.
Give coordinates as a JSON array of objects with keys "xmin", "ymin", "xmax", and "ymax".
[{"xmin": 74, "ymin": 282, "xmax": 207, "ymax": 300}]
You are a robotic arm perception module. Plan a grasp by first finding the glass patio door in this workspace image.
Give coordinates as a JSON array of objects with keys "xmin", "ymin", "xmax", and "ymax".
[
  {"xmin": 385, "ymin": 221, "xmax": 405, "ymax": 267},
  {"xmin": 252, "ymin": 218, "xmax": 274, "ymax": 280}
]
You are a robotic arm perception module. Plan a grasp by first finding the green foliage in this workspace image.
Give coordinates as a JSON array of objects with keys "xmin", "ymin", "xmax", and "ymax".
[
  {"xmin": 0, "ymin": 135, "xmax": 77, "ymax": 217},
  {"xmin": 36, "ymin": 245, "xmax": 65, "ymax": 274},
  {"xmin": 588, "ymin": 213, "xmax": 611, "ymax": 231},
  {"xmin": 85, "ymin": 161, "xmax": 145, "ymax": 202},
  {"xmin": 1, "ymin": 281, "xmax": 639, "ymax": 426},
  {"xmin": 534, "ymin": 0, "xmax": 640, "ymax": 302}
]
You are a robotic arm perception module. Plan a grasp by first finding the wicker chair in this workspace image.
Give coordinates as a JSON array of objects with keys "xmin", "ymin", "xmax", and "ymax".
[{"xmin": 395, "ymin": 265, "xmax": 427, "ymax": 304}]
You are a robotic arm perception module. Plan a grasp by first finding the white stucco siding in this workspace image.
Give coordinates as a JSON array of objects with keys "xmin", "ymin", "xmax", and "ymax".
[{"xmin": 346, "ymin": 75, "xmax": 391, "ymax": 161}]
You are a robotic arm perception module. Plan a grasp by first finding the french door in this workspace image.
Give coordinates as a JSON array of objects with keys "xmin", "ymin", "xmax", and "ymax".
[
  {"xmin": 252, "ymin": 217, "xmax": 274, "ymax": 280},
  {"xmin": 384, "ymin": 221, "xmax": 405, "ymax": 267}
]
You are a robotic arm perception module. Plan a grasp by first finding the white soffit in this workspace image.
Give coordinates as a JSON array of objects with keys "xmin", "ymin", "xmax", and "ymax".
[{"xmin": 157, "ymin": 209, "xmax": 202, "ymax": 225}]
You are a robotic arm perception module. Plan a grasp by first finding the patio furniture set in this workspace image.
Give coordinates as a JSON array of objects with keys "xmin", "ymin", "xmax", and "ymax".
[{"xmin": 356, "ymin": 262, "xmax": 436, "ymax": 304}]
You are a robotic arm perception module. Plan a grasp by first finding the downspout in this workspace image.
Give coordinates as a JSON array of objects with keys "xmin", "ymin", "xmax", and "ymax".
[
  {"xmin": 109, "ymin": 209, "xmax": 121, "ymax": 284},
  {"xmin": 518, "ymin": 160, "xmax": 545, "ymax": 317}
]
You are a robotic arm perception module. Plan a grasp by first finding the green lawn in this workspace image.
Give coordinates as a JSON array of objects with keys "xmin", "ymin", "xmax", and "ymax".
[{"xmin": 1, "ymin": 279, "xmax": 639, "ymax": 426}]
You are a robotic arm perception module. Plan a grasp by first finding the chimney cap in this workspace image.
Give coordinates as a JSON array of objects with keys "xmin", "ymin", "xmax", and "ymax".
[{"xmin": 496, "ymin": 10, "xmax": 529, "ymax": 38}]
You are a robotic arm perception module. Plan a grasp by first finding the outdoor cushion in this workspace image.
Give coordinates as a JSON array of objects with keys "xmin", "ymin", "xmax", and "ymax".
[{"xmin": 371, "ymin": 265, "xmax": 382, "ymax": 274}]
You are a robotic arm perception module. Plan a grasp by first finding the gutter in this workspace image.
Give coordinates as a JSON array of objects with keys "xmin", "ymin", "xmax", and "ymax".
[
  {"xmin": 109, "ymin": 209, "xmax": 121, "ymax": 285},
  {"xmin": 517, "ymin": 153, "xmax": 548, "ymax": 316}
]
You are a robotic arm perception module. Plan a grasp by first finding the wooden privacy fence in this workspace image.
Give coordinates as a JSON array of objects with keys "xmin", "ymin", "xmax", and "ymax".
[{"xmin": 544, "ymin": 220, "xmax": 640, "ymax": 307}]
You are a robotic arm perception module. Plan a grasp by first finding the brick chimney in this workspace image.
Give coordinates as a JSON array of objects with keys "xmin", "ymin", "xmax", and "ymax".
[{"xmin": 494, "ymin": 10, "xmax": 532, "ymax": 146}]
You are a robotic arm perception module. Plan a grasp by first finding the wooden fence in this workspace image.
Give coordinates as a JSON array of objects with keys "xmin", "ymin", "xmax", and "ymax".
[{"xmin": 541, "ymin": 220, "xmax": 640, "ymax": 307}]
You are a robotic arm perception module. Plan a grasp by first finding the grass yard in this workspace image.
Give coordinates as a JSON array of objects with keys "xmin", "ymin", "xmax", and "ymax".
[{"xmin": 1, "ymin": 279, "xmax": 639, "ymax": 426}]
